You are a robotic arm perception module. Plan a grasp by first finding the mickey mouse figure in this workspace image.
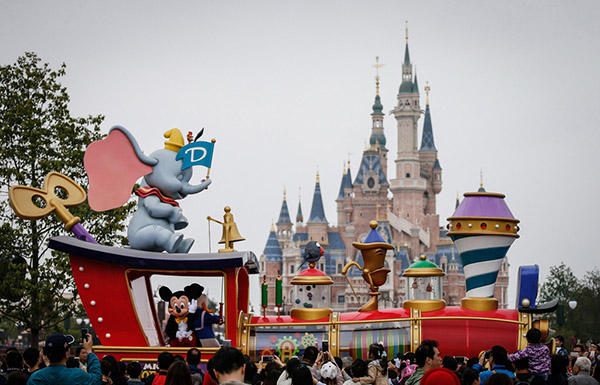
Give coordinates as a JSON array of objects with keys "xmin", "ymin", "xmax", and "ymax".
[{"xmin": 159, "ymin": 283, "xmax": 203, "ymax": 347}]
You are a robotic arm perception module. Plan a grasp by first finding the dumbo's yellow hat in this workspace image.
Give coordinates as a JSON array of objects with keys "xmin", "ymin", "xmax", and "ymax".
[{"xmin": 163, "ymin": 129, "xmax": 184, "ymax": 152}]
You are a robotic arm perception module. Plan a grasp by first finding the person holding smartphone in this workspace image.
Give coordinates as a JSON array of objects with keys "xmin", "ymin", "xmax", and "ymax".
[{"xmin": 28, "ymin": 333, "xmax": 101, "ymax": 385}]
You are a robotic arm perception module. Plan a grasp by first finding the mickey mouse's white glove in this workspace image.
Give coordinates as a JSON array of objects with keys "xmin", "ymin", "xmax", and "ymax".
[{"xmin": 188, "ymin": 298, "xmax": 198, "ymax": 313}]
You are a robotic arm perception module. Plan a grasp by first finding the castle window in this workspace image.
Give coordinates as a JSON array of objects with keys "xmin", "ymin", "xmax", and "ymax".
[
  {"xmin": 338, "ymin": 296, "xmax": 345, "ymax": 303},
  {"xmin": 367, "ymin": 177, "xmax": 375, "ymax": 188},
  {"xmin": 290, "ymin": 264, "xmax": 294, "ymax": 273},
  {"xmin": 337, "ymin": 264, "xmax": 342, "ymax": 274},
  {"xmin": 406, "ymin": 173, "xmax": 411, "ymax": 178},
  {"xmin": 320, "ymin": 263, "xmax": 324, "ymax": 271}
]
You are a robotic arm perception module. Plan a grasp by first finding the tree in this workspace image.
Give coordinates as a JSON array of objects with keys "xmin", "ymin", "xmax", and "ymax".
[
  {"xmin": 538, "ymin": 262, "xmax": 600, "ymax": 345},
  {"xmin": 0, "ymin": 52, "xmax": 135, "ymax": 347}
]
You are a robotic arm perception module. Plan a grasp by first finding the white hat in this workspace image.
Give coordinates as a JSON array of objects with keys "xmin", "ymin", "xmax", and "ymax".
[{"xmin": 321, "ymin": 362, "xmax": 338, "ymax": 380}]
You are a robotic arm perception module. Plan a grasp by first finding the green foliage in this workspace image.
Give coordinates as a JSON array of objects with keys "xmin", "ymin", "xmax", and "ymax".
[
  {"xmin": 0, "ymin": 52, "xmax": 135, "ymax": 347},
  {"xmin": 538, "ymin": 263, "xmax": 600, "ymax": 345}
]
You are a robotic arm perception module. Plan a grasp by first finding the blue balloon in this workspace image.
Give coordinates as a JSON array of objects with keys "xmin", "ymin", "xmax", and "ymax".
[{"xmin": 295, "ymin": 299, "xmax": 301, "ymax": 304}]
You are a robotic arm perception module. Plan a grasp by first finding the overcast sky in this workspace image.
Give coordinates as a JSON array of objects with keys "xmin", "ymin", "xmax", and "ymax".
[{"xmin": 2, "ymin": 1, "xmax": 599, "ymax": 309}]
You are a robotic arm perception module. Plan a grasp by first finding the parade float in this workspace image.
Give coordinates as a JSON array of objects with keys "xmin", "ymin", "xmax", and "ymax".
[{"xmin": 9, "ymin": 126, "xmax": 557, "ymax": 365}]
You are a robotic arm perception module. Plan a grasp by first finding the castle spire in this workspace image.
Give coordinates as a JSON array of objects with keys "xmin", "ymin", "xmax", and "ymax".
[
  {"xmin": 308, "ymin": 170, "xmax": 328, "ymax": 223},
  {"xmin": 399, "ymin": 22, "xmax": 414, "ymax": 94},
  {"xmin": 478, "ymin": 169, "xmax": 486, "ymax": 192},
  {"xmin": 296, "ymin": 187, "xmax": 303, "ymax": 224},
  {"xmin": 337, "ymin": 161, "xmax": 353, "ymax": 199},
  {"xmin": 419, "ymin": 82, "xmax": 436, "ymax": 151},
  {"xmin": 277, "ymin": 188, "xmax": 292, "ymax": 224}
]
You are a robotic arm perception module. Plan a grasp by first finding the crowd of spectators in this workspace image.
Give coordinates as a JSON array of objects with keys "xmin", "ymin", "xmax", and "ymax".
[{"xmin": 1, "ymin": 329, "xmax": 598, "ymax": 385}]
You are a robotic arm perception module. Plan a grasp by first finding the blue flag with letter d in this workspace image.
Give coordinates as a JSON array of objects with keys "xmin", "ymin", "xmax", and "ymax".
[{"xmin": 176, "ymin": 141, "xmax": 215, "ymax": 170}]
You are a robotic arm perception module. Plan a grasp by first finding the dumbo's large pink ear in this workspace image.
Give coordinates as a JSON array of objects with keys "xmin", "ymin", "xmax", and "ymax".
[{"xmin": 84, "ymin": 126, "xmax": 156, "ymax": 211}]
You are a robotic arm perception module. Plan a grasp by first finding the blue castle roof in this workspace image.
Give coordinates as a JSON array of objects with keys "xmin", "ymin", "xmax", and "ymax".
[
  {"xmin": 419, "ymin": 104, "xmax": 437, "ymax": 151},
  {"xmin": 277, "ymin": 199, "xmax": 292, "ymax": 224},
  {"xmin": 263, "ymin": 230, "xmax": 282, "ymax": 262},
  {"xmin": 308, "ymin": 178, "xmax": 328, "ymax": 223},
  {"xmin": 337, "ymin": 167, "xmax": 353, "ymax": 200},
  {"xmin": 353, "ymin": 154, "xmax": 388, "ymax": 186}
]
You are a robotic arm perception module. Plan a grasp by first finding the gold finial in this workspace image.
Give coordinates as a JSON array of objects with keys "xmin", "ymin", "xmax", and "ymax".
[
  {"xmin": 271, "ymin": 220, "xmax": 275, "ymax": 232},
  {"xmin": 425, "ymin": 81, "xmax": 431, "ymax": 105},
  {"xmin": 370, "ymin": 220, "xmax": 378, "ymax": 229},
  {"xmin": 347, "ymin": 159, "xmax": 351, "ymax": 170},
  {"xmin": 343, "ymin": 161, "xmax": 347, "ymax": 175},
  {"xmin": 405, "ymin": 21, "xmax": 408, "ymax": 43},
  {"xmin": 283, "ymin": 186, "xmax": 287, "ymax": 201},
  {"xmin": 420, "ymin": 254, "xmax": 426, "ymax": 261},
  {"xmin": 316, "ymin": 167, "xmax": 320, "ymax": 184},
  {"xmin": 373, "ymin": 56, "xmax": 384, "ymax": 96},
  {"xmin": 480, "ymin": 168, "xmax": 484, "ymax": 188}
]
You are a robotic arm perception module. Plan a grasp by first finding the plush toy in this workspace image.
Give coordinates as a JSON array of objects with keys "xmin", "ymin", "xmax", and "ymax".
[
  {"xmin": 193, "ymin": 291, "xmax": 221, "ymax": 347},
  {"xmin": 159, "ymin": 283, "xmax": 203, "ymax": 347}
]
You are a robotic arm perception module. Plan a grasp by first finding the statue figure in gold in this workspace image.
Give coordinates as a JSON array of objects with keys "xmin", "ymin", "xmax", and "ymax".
[
  {"xmin": 207, "ymin": 206, "xmax": 245, "ymax": 252},
  {"xmin": 341, "ymin": 220, "xmax": 393, "ymax": 312}
]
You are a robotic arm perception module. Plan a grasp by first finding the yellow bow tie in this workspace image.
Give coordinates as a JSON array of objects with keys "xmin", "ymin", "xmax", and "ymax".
[{"xmin": 175, "ymin": 317, "xmax": 188, "ymax": 324}]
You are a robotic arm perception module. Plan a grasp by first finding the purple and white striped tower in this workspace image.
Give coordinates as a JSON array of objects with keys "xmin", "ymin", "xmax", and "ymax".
[{"xmin": 447, "ymin": 192, "xmax": 519, "ymax": 309}]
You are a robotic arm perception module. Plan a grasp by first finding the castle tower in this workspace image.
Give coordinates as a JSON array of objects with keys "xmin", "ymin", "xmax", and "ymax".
[
  {"xmin": 276, "ymin": 188, "xmax": 293, "ymax": 248},
  {"xmin": 389, "ymin": 26, "xmax": 434, "ymax": 259},
  {"xmin": 307, "ymin": 171, "xmax": 329, "ymax": 245},
  {"xmin": 296, "ymin": 188, "xmax": 304, "ymax": 226}
]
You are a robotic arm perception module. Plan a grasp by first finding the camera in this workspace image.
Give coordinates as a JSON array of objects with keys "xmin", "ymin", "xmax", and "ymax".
[{"xmin": 81, "ymin": 328, "xmax": 89, "ymax": 344}]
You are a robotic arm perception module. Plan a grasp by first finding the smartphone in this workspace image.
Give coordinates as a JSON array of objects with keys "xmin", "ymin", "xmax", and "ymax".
[
  {"xmin": 81, "ymin": 328, "xmax": 89, "ymax": 344},
  {"xmin": 322, "ymin": 340, "xmax": 329, "ymax": 352},
  {"xmin": 262, "ymin": 355, "xmax": 273, "ymax": 362}
]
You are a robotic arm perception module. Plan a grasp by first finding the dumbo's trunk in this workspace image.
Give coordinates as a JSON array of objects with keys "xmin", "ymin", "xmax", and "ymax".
[{"xmin": 180, "ymin": 179, "xmax": 211, "ymax": 195}]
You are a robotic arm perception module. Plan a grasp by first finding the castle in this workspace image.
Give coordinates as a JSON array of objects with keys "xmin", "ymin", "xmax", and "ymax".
[{"xmin": 259, "ymin": 32, "xmax": 509, "ymax": 314}]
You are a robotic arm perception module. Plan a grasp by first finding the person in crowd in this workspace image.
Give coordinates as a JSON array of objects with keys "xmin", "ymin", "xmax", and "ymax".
[
  {"xmin": 483, "ymin": 373, "xmax": 512, "ymax": 385},
  {"xmin": 320, "ymin": 361, "xmax": 340, "ymax": 385},
  {"xmin": 352, "ymin": 344, "xmax": 388, "ymax": 385},
  {"xmin": 404, "ymin": 340, "xmax": 442, "ymax": 385},
  {"xmin": 165, "ymin": 360, "xmax": 193, "ymax": 385},
  {"xmin": 22, "ymin": 348, "xmax": 41, "ymax": 377},
  {"xmin": 473, "ymin": 345, "xmax": 515, "ymax": 385},
  {"xmin": 204, "ymin": 357, "xmax": 218, "ymax": 385},
  {"xmin": 1, "ymin": 350, "xmax": 24, "ymax": 384},
  {"xmin": 569, "ymin": 357, "xmax": 599, "ymax": 385},
  {"xmin": 571, "ymin": 345, "xmax": 586, "ymax": 373},
  {"xmin": 511, "ymin": 357, "xmax": 545, "ymax": 385},
  {"xmin": 291, "ymin": 367, "xmax": 313, "ymax": 385},
  {"xmin": 277, "ymin": 357, "xmax": 301, "ymax": 385},
  {"xmin": 126, "ymin": 362, "xmax": 144, "ymax": 385},
  {"xmin": 76, "ymin": 347, "xmax": 88, "ymax": 371},
  {"xmin": 187, "ymin": 348, "xmax": 204, "ymax": 385},
  {"xmin": 243, "ymin": 356, "xmax": 257, "ymax": 385},
  {"xmin": 343, "ymin": 360, "xmax": 366, "ymax": 385},
  {"xmin": 300, "ymin": 347, "xmax": 319, "ymax": 380},
  {"xmin": 461, "ymin": 367, "xmax": 480, "ymax": 385},
  {"xmin": 212, "ymin": 347, "xmax": 246, "ymax": 385},
  {"xmin": 144, "ymin": 352, "xmax": 174, "ymax": 385},
  {"xmin": 508, "ymin": 328, "xmax": 550, "ymax": 379},
  {"xmin": 418, "ymin": 367, "xmax": 460, "ymax": 385},
  {"xmin": 589, "ymin": 343, "xmax": 598, "ymax": 372},
  {"xmin": 102, "ymin": 356, "xmax": 127, "ymax": 385},
  {"xmin": 263, "ymin": 370, "xmax": 282, "ymax": 385},
  {"xmin": 396, "ymin": 353, "xmax": 417, "ymax": 385},
  {"xmin": 27, "ymin": 333, "xmax": 101, "ymax": 385},
  {"xmin": 556, "ymin": 337, "xmax": 569, "ymax": 362},
  {"xmin": 66, "ymin": 357, "xmax": 80, "ymax": 369},
  {"xmin": 548, "ymin": 354, "xmax": 569, "ymax": 385},
  {"xmin": 6, "ymin": 371, "xmax": 28, "ymax": 385},
  {"xmin": 101, "ymin": 361, "xmax": 113, "ymax": 385}
]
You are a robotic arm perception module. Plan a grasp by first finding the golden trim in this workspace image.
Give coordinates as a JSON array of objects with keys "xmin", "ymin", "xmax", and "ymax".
[
  {"xmin": 461, "ymin": 297, "xmax": 498, "ymax": 311},
  {"xmin": 93, "ymin": 346, "xmax": 220, "ymax": 354},
  {"xmin": 517, "ymin": 312, "xmax": 532, "ymax": 350},
  {"xmin": 448, "ymin": 216, "xmax": 520, "ymax": 223},
  {"xmin": 238, "ymin": 312, "xmax": 252, "ymax": 355},
  {"xmin": 404, "ymin": 300, "xmax": 446, "ymax": 312},
  {"xmin": 290, "ymin": 275, "xmax": 334, "ymax": 285},
  {"xmin": 290, "ymin": 308, "xmax": 333, "ymax": 321},
  {"xmin": 403, "ymin": 268, "xmax": 445, "ymax": 277},
  {"xmin": 123, "ymin": 268, "xmax": 227, "ymax": 348},
  {"xmin": 352, "ymin": 242, "xmax": 395, "ymax": 251},
  {"xmin": 330, "ymin": 312, "xmax": 340, "ymax": 357},
  {"xmin": 532, "ymin": 319, "xmax": 549, "ymax": 342},
  {"xmin": 409, "ymin": 309, "xmax": 421, "ymax": 349},
  {"xmin": 245, "ymin": 315, "xmax": 528, "ymax": 328}
]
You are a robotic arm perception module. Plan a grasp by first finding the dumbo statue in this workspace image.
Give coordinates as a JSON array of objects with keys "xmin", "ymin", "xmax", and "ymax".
[{"xmin": 84, "ymin": 125, "xmax": 211, "ymax": 253}]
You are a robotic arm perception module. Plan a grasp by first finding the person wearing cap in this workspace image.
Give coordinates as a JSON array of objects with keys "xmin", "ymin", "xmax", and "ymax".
[
  {"xmin": 27, "ymin": 333, "xmax": 101, "ymax": 385},
  {"xmin": 419, "ymin": 367, "xmax": 461, "ymax": 385}
]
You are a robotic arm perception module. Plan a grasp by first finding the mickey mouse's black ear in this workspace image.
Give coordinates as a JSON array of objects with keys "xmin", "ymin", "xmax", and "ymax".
[
  {"xmin": 159, "ymin": 286, "xmax": 173, "ymax": 302},
  {"xmin": 186, "ymin": 283, "xmax": 204, "ymax": 299}
]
